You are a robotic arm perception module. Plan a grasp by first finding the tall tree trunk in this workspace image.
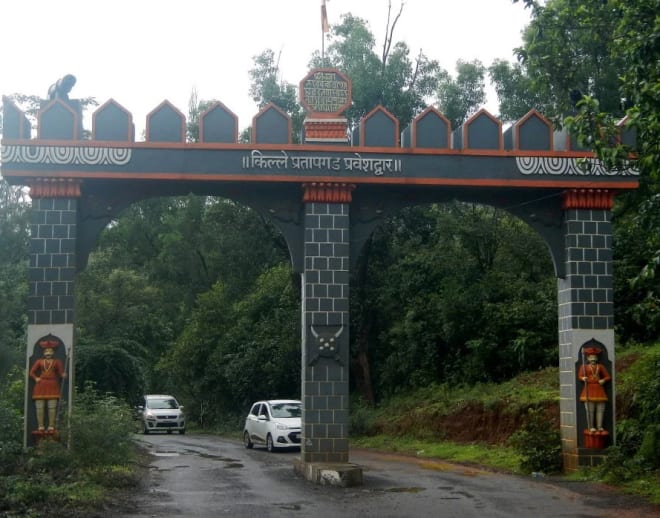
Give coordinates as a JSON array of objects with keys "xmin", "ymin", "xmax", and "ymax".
[{"xmin": 351, "ymin": 236, "xmax": 376, "ymax": 406}]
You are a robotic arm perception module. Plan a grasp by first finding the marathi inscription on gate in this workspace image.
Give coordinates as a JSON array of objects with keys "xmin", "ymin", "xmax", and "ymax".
[
  {"xmin": 242, "ymin": 150, "xmax": 402, "ymax": 175},
  {"xmin": 299, "ymin": 68, "xmax": 351, "ymax": 115}
]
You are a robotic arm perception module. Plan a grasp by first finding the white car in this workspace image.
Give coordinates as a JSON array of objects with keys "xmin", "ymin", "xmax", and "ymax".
[
  {"xmin": 137, "ymin": 394, "xmax": 186, "ymax": 434},
  {"xmin": 243, "ymin": 399, "xmax": 302, "ymax": 451}
]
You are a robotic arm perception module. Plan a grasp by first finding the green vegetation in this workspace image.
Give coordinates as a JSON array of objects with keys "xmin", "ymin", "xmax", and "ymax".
[
  {"xmin": 0, "ymin": 378, "xmax": 142, "ymax": 517},
  {"xmin": 0, "ymin": 0, "xmax": 659, "ymax": 512},
  {"xmin": 350, "ymin": 343, "xmax": 660, "ymax": 503}
]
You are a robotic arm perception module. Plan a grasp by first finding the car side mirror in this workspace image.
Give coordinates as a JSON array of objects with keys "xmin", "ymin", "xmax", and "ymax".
[{"xmin": 178, "ymin": 405, "xmax": 184, "ymax": 411}]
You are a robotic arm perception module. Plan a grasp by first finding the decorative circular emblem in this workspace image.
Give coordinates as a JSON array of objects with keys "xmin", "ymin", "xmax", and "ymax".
[{"xmin": 299, "ymin": 68, "xmax": 351, "ymax": 115}]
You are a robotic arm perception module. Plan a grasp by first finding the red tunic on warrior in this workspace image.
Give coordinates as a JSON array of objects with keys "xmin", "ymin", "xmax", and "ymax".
[
  {"xmin": 577, "ymin": 363, "xmax": 611, "ymax": 402},
  {"xmin": 30, "ymin": 358, "xmax": 65, "ymax": 400}
]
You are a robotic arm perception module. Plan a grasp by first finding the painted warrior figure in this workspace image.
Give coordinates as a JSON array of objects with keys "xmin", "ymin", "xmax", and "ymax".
[
  {"xmin": 578, "ymin": 346, "xmax": 611, "ymax": 432},
  {"xmin": 29, "ymin": 339, "xmax": 66, "ymax": 432}
]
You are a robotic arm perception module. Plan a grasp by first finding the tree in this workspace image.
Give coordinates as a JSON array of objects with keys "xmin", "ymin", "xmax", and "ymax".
[
  {"xmin": 309, "ymin": 10, "xmax": 440, "ymax": 127},
  {"xmin": 351, "ymin": 203, "xmax": 557, "ymax": 400},
  {"xmin": 0, "ymin": 180, "xmax": 29, "ymax": 379},
  {"xmin": 488, "ymin": 58, "xmax": 544, "ymax": 122},
  {"xmin": 505, "ymin": 0, "xmax": 660, "ymax": 341},
  {"xmin": 161, "ymin": 264, "xmax": 299, "ymax": 424},
  {"xmin": 511, "ymin": 0, "xmax": 625, "ymax": 119},
  {"xmin": 186, "ymin": 88, "xmax": 219, "ymax": 143},
  {"xmin": 436, "ymin": 60, "xmax": 487, "ymax": 128},
  {"xmin": 248, "ymin": 49, "xmax": 305, "ymax": 142}
]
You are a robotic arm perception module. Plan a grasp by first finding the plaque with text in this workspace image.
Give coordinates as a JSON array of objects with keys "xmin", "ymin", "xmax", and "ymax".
[{"xmin": 299, "ymin": 68, "xmax": 351, "ymax": 116}]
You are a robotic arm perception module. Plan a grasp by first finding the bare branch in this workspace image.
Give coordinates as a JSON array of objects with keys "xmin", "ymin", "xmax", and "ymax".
[
  {"xmin": 410, "ymin": 48, "xmax": 423, "ymax": 90},
  {"xmin": 381, "ymin": 1, "xmax": 405, "ymax": 67}
]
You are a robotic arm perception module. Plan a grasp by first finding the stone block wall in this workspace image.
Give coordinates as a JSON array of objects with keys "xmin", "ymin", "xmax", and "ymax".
[
  {"xmin": 558, "ymin": 204, "xmax": 614, "ymax": 471},
  {"xmin": 301, "ymin": 200, "xmax": 351, "ymax": 463},
  {"xmin": 28, "ymin": 198, "xmax": 77, "ymax": 325}
]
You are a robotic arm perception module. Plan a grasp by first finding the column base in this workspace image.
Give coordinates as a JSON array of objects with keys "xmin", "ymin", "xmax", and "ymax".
[
  {"xmin": 31, "ymin": 429, "xmax": 60, "ymax": 445},
  {"xmin": 293, "ymin": 459, "xmax": 363, "ymax": 487}
]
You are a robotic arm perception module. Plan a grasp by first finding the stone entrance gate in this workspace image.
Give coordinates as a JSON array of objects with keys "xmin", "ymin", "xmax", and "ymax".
[{"xmin": 0, "ymin": 70, "xmax": 638, "ymax": 482}]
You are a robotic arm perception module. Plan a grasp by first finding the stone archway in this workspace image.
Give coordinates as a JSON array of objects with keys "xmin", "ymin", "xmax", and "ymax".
[{"xmin": 1, "ymin": 70, "xmax": 637, "ymax": 481}]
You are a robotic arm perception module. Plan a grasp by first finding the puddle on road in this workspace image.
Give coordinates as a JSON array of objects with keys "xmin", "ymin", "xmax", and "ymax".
[
  {"xmin": 193, "ymin": 451, "xmax": 244, "ymax": 468},
  {"xmin": 171, "ymin": 449, "xmax": 245, "ymax": 468},
  {"xmin": 153, "ymin": 451, "xmax": 180, "ymax": 457}
]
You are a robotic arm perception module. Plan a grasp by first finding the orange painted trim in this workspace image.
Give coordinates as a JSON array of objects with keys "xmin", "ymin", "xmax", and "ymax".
[
  {"xmin": 38, "ymin": 99, "xmax": 80, "ymax": 140},
  {"xmin": 92, "ymin": 99, "xmax": 134, "ymax": 141},
  {"xmin": 199, "ymin": 101, "xmax": 239, "ymax": 143},
  {"xmin": 146, "ymin": 100, "xmax": 186, "ymax": 143},
  {"xmin": 3, "ymin": 169, "xmax": 639, "ymax": 190},
  {"xmin": 251, "ymin": 103, "xmax": 293, "ymax": 144},
  {"xmin": 562, "ymin": 189, "xmax": 617, "ymax": 210},
  {"xmin": 302, "ymin": 182, "xmax": 356, "ymax": 203},
  {"xmin": 28, "ymin": 178, "xmax": 82, "ymax": 198},
  {"xmin": 359, "ymin": 105, "xmax": 400, "ymax": 147},
  {"xmin": 412, "ymin": 106, "xmax": 451, "ymax": 149},
  {"xmin": 463, "ymin": 108, "xmax": 502, "ymax": 150}
]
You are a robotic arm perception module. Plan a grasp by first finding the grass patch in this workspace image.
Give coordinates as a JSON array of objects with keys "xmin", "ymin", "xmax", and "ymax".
[
  {"xmin": 351, "ymin": 435, "xmax": 522, "ymax": 473},
  {"xmin": 620, "ymin": 473, "xmax": 660, "ymax": 505}
]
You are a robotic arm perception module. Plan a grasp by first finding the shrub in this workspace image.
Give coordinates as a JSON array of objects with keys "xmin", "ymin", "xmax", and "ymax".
[
  {"xmin": 69, "ymin": 383, "xmax": 136, "ymax": 468},
  {"xmin": 0, "ymin": 369, "xmax": 24, "ymax": 476},
  {"xmin": 507, "ymin": 407, "xmax": 562, "ymax": 474}
]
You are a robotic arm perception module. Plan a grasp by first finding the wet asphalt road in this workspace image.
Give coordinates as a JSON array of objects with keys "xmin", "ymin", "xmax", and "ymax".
[{"xmin": 123, "ymin": 433, "xmax": 659, "ymax": 518}]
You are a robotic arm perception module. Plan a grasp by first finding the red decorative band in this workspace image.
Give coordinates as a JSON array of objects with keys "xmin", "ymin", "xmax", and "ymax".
[
  {"xmin": 304, "ymin": 120, "xmax": 348, "ymax": 139},
  {"xmin": 303, "ymin": 182, "xmax": 355, "ymax": 203},
  {"xmin": 29, "ymin": 178, "xmax": 82, "ymax": 198},
  {"xmin": 562, "ymin": 189, "xmax": 616, "ymax": 210}
]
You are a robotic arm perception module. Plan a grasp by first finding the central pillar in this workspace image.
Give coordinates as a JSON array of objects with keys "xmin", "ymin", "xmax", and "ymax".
[{"xmin": 294, "ymin": 182, "xmax": 362, "ymax": 486}]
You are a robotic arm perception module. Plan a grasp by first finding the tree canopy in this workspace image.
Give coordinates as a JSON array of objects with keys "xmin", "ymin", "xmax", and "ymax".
[{"xmin": 0, "ymin": 1, "xmax": 657, "ymax": 433}]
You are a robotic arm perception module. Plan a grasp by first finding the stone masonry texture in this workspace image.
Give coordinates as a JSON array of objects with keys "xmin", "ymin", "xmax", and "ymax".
[
  {"xmin": 558, "ymin": 208, "xmax": 613, "ymax": 466},
  {"xmin": 301, "ymin": 201, "xmax": 350, "ymax": 463},
  {"xmin": 28, "ymin": 198, "xmax": 77, "ymax": 325}
]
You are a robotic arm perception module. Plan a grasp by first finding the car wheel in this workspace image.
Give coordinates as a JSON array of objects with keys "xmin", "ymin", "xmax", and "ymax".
[
  {"xmin": 266, "ymin": 433, "xmax": 275, "ymax": 452},
  {"xmin": 179, "ymin": 429, "xmax": 185, "ymax": 435},
  {"xmin": 243, "ymin": 431, "xmax": 253, "ymax": 449}
]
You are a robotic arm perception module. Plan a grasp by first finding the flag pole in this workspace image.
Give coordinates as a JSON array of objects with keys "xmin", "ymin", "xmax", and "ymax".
[{"xmin": 321, "ymin": 0, "xmax": 329, "ymax": 62}]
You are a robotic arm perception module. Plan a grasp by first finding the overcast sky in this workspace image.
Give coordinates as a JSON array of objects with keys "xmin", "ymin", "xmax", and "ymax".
[{"xmin": 1, "ymin": 0, "xmax": 531, "ymax": 136}]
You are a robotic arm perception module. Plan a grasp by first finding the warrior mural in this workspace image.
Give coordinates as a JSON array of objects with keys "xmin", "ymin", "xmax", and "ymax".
[
  {"xmin": 29, "ymin": 335, "xmax": 68, "ymax": 435},
  {"xmin": 577, "ymin": 339, "xmax": 612, "ymax": 449}
]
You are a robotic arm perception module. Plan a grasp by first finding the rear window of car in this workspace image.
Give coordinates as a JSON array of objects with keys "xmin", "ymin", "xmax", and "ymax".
[
  {"xmin": 147, "ymin": 398, "xmax": 178, "ymax": 409},
  {"xmin": 270, "ymin": 403, "xmax": 301, "ymax": 418}
]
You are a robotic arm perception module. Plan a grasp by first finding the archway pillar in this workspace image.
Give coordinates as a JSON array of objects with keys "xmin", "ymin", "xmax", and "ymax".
[
  {"xmin": 558, "ymin": 189, "xmax": 616, "ymax": 471},
  {"xmin": 294, "ymin": 182, "xmax": 363, "ymax": 486},
  {"xmin": 23, "ymin": 179, "xmax": 80, "ymax": 447}
]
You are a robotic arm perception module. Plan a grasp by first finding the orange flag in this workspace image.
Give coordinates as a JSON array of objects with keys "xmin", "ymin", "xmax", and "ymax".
[{"xmin": 321, "ymin": 0, "xmax": 329, "ymax": 33}]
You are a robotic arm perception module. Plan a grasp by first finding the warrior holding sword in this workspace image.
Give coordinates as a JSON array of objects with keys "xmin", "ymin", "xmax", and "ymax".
[{"xmin": 578, "ymin": 345, "xmax": 611, "ymax": 433}]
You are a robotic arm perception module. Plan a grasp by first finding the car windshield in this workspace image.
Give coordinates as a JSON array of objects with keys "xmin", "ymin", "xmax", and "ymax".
[
  {"xmin": 147, "ymin": 398, "xmax": 178, "ymax": 409},
  {"xmin": 270, "ymin": 403, "xmax": 301, "ymax": 418}
]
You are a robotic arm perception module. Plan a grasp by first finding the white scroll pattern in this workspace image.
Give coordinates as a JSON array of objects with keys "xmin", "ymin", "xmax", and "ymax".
[
  {"xmin": 1, "ymin": 145, "xmax": 132, "ymax": 166},
  {"xmin": 516, "ymin": 156, "xmax": 638, "ymax": 176}
]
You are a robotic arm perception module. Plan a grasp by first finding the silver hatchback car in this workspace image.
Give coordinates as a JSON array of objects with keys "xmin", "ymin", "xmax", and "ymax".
[
  {"xmin": 243, "ymin": 399, "xmax": 301, "ymax": 451},
  {"xmin": 137, "ymin": 394, "xmax": 186, "ymax": 434}
]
